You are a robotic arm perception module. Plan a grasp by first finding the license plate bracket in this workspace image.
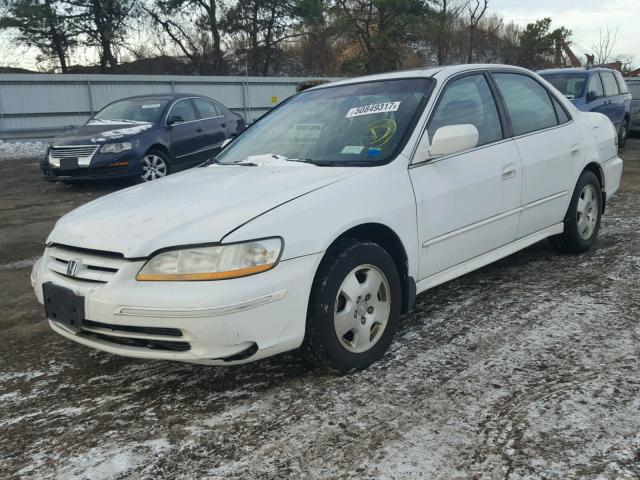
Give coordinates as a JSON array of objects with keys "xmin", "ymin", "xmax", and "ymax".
[
  {"xmin": 43, "ymin": 282, "xmax": 85, "ymax": 330},
  {"xmin": 60, "ymin": 157, "xmax": 79, "ymax": 170}
]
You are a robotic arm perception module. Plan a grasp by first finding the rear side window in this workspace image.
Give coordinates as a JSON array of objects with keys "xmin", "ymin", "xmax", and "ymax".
[
  {"xmin": 600, "ymin": 71, "xmax": 620, "ymax": 96},
  {"xmin": 428, "ymin": 74, "xmax": 503, "ymax": 146},
  {"xmin": 614, "ymin": 71, "xmax": 629, "ymax": 94},
  {"xmin": 193, "ymin": 98, "xmax": 221, "ymax": 118},
  {"xmin": 587, "ymin": 74, "xmax": 604, "ymax": 98},
  {"xmin": 493, "ymin": 73, "xmax": 557, "ymax": 136}
]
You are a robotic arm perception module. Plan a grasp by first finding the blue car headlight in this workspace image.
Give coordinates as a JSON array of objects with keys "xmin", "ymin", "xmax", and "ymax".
[{"xmin": 100, "ymin": 142, "xmax": 132, "ymax": 154}]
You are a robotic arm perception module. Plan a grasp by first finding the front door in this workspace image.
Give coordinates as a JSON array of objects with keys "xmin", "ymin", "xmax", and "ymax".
[
  {"xmin": 192, "ymin": 98, "xmax": 228, "ymax": 161},
  {"xmin": 166, "ymin": 98, "xmax": 205, "ymax": 167},
  {"xmin": 410, "ymin": 73, "xmax": 522, "ymax": 280}
]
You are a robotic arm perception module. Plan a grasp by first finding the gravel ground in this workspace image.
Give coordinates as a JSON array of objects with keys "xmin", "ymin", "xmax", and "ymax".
[{"xmin": 1, "ymin": 140, "xmax": 639, "ymax": 479}]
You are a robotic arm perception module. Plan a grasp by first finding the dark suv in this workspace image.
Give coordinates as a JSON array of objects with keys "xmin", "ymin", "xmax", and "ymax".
[
  {"xmin": 41, "ymin": 94, "xmax": 245, "ymax": 183},
  {"xmin": 538, "ymin": 67, "xmax": 632, "ymax": 146}
]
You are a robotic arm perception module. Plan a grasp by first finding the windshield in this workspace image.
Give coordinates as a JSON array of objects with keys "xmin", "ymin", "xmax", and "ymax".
[
  {"xmin": 215, "ymin": 78, "xmax": 434, "ymax": 166},
  {"xmin": 540, "ymin": 73, "xmax": 587, "ymax": 99},
  {"xmin": 91, "ymin": 99, "xmax": 169, "ymax": 124},
  {"xmin": 628, "ymin": 83, "xmax": 640, "ymax": 99}
]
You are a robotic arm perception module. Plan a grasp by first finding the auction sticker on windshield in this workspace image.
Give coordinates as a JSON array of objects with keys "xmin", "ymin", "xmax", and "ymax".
[{"xmin": 346, "ymin": 101, "xmax": 401, "ymax": 118}]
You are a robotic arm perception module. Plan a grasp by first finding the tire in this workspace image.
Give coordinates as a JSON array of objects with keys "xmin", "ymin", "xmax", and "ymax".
[
  {"xmin": 618, "ymin": 118, "xmax": 629, "ymax": 148},
  {"xmin": 549, "ymin": 170, "xmax": 602, "ymax": 253},
  {"xmin": 302, "ymin": 239, "xmax": 402, "ymax": 373},
  {"xmin": 139, "ymin": 149, "xmax": 171, "ymax": 183}
]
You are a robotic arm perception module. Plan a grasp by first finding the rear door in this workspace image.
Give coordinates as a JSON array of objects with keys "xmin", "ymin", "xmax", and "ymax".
[
  {"xmin": 165, "ymin": 98, "xmax": 204, "ymax": 167},
  {"xmin": 409, "ymin": 72, "xmax": 522, "ymax": 280},
  {"xmin": 600, "ymin": 70, "xmax": 625, "ymax": 127},
  {"xmin": 492, "ymin": 72, "xmax": 582, "ymax": 239},
  {"xmin": 192, "ymin": 98, "xmax": 228, "ymax": 160}
]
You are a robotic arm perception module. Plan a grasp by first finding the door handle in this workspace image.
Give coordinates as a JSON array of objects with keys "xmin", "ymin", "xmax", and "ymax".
[
  {"xmin": 221, "ymin": 123, "xmax": 226, "ymax": 128},
  {"xmin": 501, "ymin": 163, "xmax": 516, "ymax": 180},
  {"xmin": 196, "ymin": 127, "xmax": 203, "ymax": 133}
]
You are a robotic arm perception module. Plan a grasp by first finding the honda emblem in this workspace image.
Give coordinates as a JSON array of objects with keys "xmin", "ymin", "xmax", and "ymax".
[{"xmin": 66, "ymin": 258, "xmax": 81, "ymax": 277}]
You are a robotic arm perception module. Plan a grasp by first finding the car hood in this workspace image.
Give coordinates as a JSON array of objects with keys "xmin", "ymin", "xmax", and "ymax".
[
  {"xmin": 47, "ymin": 163, "xmax": 360, "ymax": 258},
  {"xmin": 52, "ymin": 121, "xmax": 157, "ymax": 145}
]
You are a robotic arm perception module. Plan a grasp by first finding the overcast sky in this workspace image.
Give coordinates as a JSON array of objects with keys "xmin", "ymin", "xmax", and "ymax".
[
  {"xmin": 1, "ymin": 0, "xmax": 638, "ymax": 70},
  {"xmin": 491, "ymin": 0, "xmax": 640, "ymax": 64}
]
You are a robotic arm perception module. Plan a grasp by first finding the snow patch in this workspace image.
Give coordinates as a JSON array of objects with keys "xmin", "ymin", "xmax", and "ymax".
[
  {"xmin": 0, "ymin": 256, "xmax": 39, "ymax": 270},
  {"xmin": 90, "ymin": 123, "xmax": 153, "ymax": 142},
  {"xmin": 54, "ymin": 438, "xmax": 171, "ymax": 480},
  {"xmin": 0, "ymin": 139, "xmax": 46, "ymax": 161}
]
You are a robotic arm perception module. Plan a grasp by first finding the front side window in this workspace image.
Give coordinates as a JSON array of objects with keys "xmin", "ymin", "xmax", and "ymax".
[
  {"xmin": 427, "ymin": 74, "xmax": 502, "ymax": 147},
  {"xmin": 91, "ymin": 99, "xmax": 168, "ymax": 124},
  {"xmin": 193, "ymin": 98, "xmax": 220, "ymax": 119},
  {"xmin": 540, "ymin": 73, "xmax": 586, "ymax": 99},
  {"xmin": 493, "ymin": 73, "xmax": 558, "ymax": 136},
  {"xmin": 600, "ymin": 71, "xmax": 620, "ymax": 96},
  {"xmin": 168, "ymin": 99, "xmax": 197, "ymax": 123},
  {"xmin": 587, "ymin": 73, "xmax": 604, "ymax": 98},
  {"xmin": 215, "ymin": 78, "xmax": 434, "ymax": 166}
]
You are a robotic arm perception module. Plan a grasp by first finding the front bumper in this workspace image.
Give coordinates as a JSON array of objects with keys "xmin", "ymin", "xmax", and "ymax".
[
  {"xmin": 32, "ymin": 246, "xmax": 321, "ymax": 364},
  {"xmin": 40, "ymin": 149, "xmax": 143, "ymax": 182}
]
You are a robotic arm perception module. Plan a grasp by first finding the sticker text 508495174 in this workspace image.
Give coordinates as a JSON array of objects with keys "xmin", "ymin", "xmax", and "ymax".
[{"xmin": 346, "ymin": 101, "xmax": 401, "ymax": 118}]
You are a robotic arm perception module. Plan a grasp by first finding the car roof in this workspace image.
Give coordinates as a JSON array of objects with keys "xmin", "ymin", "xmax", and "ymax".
[
  {"xmin": 310, "ymin": 64, "xmax": 535, "ymax": 90},
  {"xmin": 537, "ymin": 67, "xmax": 619, "ymax": 75},
  {"xmin": 115, "ymin": 93, "xmax": 212, "ymax": 102}
]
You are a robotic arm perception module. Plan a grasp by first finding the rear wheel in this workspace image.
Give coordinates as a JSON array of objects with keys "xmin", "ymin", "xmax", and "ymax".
[
  {"xmin": 618, "ymin": 118, "xmax": 629, "ymax": 148},
  {"xmin": 549, "ymin": 170, "xmax": 602, "ymax": 253},
  {"xmin": 140, "ymin": 149, "xmax": 170, "ymax": 182},
  {"xmin": 302, "ymin": 239, "xmax": 401, "ymax": 373}
]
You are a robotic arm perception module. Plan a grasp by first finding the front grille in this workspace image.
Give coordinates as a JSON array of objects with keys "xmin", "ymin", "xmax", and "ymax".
[
  {"xmin": 83, "ymin": 319, "xmax": 183, "ymax": 337},
  {"xmin": 50, "ymin": 145, "xmax": 99, "ymax": 159},
  {"xmin": 80, "ymin": 330, "xmax": 191, "ymax": 352},
  {"xmin": 46, "ymin": 245, "xmax": 124, "ymax": 284},
  {"xmin": 49, "ymin": 145, "xmax": 99, "ymax": 168}
]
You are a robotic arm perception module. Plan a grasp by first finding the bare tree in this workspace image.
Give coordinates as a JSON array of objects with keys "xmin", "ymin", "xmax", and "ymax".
[
  {"xmin": 466, "ymin": 0, "xmax": 487, "ymax": 62},
  {"xmin": 429, "ymin": 0, "xmax": 467, "ymax": 65},
  {"xmin": 592, "ymin": 26, "xmax": 617, "ymax": 65}
]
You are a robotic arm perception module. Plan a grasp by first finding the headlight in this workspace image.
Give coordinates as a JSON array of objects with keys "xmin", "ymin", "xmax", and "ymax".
[
  {"xmin": 100, "ymin": 142, "xmax": 132, "ymax": 154},
  {"xmin": 136, "ymin": 238, "xmax": 283, "ymax": 281}
]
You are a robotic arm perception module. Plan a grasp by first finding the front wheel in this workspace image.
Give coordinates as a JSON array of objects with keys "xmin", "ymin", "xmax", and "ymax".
[
  {"xmin": 302, "ymin": 239, "xmax": 401, "ymax": 373},
  {"xmin": 549, "ymin": 170, "xmax": 602, "ymax": 253},
  {"xmin": 140, "ymin": 149, "xmax": 171, "ymax": 182}
]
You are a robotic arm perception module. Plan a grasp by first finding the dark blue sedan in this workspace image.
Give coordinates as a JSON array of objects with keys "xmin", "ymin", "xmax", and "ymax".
[{"xmin": 41, "ymin": 94, "xmax": 246, "ymax": 182}]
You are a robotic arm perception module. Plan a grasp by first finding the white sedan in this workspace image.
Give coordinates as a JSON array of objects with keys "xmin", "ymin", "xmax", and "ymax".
[{"xmin": 32, "ymin": 65, "xmax": 623, "ymax": 372}]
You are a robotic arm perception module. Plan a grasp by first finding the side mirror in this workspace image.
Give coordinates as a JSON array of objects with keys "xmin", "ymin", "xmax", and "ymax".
[
  {"xmin": 587, "ymin": 90, "xmax": 600, "ymax": 102},
  {"xmin": 428, "ymin": 124, "xmax": 479, "ymax": 157},
  {"xmin": 167, "ymin": 115, "xmax": 184, "ymax": 126}
]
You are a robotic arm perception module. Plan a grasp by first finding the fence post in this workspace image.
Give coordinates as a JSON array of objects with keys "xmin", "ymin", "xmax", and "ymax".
[
  {"xmin": 86, "ymin": 80, "xmax": 95, "ymax": 115},
  {"xmin": 242, "ymin": 81, "xmax": 249, "ymax": 122},
  {"xmin": 170, "ymin": 80, "xmax": 176, "ymax": 93}
]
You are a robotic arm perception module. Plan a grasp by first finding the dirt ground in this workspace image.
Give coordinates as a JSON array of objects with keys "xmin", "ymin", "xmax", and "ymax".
[{"xmin": 1, "ymin": 138, "xmax": 639, "ymax": 480}]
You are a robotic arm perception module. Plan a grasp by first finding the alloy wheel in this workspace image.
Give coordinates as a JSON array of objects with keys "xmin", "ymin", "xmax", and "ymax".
[{"xmin": 141, "ymin": 154, "xmax": 168, "ymax": 181}]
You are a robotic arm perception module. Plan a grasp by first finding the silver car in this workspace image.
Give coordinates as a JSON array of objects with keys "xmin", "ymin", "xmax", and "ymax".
[{"xmin": 627, "ymin": 78, "xmax": 640, "ymax": 132}]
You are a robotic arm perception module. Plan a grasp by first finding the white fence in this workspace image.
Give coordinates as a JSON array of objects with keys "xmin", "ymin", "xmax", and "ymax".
[{"xmin": 0, "ymin": 74, "xmax": 339, "ymax": 140}]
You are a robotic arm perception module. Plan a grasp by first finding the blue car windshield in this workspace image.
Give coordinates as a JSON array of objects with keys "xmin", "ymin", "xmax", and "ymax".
[
  {"xmin": 540, "ymin": 73, "xmax": 587, "ymax": 99},
  {"xmin": 215, "ymin": 78, "xmax": 434, "ymax": 166},
  {"xmin": 91, "ymin": 99, "xmax": 169, "ymax": 124}
]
